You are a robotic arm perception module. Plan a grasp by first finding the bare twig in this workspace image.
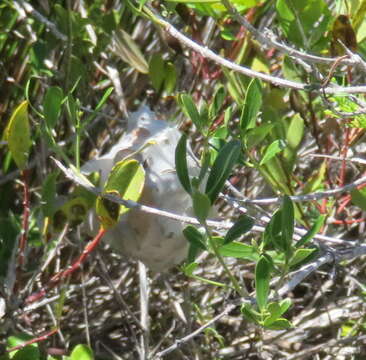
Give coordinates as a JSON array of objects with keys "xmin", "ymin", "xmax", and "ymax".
[
  {"xmin": 16, "ymin": 0, "xmax": 67, "ymax": 41},
  {"xmin": 155, "ymin": 303, "xmax": 237, "ymax": 358},
  {"xmin": 145, "ymin": 6, "xmax": 366, "ymax": 95},
  {"xmin": 224, "ymin": 175, "xmax": 366, "ymax": 205},
  {"xmin": 221, "ymin": 0, "xmax": 354, "ymax": 67}
]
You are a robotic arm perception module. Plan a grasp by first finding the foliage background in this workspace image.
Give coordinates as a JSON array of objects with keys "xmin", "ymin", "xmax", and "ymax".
[{"xmin": 1, "ymin": 0, "xmax": 366, "ymax": 359}]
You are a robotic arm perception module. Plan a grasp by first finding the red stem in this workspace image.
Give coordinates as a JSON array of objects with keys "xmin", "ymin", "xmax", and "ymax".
[
  {"xmin": 25, "ymin": 227, "xmax": 107, "ymax": 304},
  {"xmin": 7, "ymin": 328, "xmax": 58, "ymax": 352},
  {"xmin": 332, "ymin": 218, "xmax": 365, "ymax": 225}
]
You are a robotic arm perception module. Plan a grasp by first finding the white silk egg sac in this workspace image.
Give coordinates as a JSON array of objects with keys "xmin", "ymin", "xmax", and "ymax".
[{"xmin": 82, "ymin": 106, "xmax": 198, "ymax": 272}]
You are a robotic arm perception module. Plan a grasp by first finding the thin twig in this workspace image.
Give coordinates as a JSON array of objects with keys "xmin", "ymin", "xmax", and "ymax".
[
  {"xmin": 145, "ymin": 6, "xmax": 366, "ymax": 95},
  {"xmin": 53, "ymin": 157, "xmax": 358, "ymax": 247},
  {"xmin": 17, "ymin": 0, "xmax": 67, "ymax": 41},
  {"xmin": 155, "ymin": 303, "xmax": 237, "ymax": 358},
  {"xmin": 221, "ymin": 0, "xmax": 355, "ymax": 66},
  {"xmin": 224, "ymin": 175, "xmax": 366, "ymax": 205}
]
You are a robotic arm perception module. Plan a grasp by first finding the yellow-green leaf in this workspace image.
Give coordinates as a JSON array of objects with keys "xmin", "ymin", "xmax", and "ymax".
[
  {"xmin": 96, "ymin": 191, "xmax": 121, "ymax": 229},
  {"xmin": 113, "ymin": 29, "xmax": 148, "ymax": 74},
  {"xmin": 5, "ymin": 101, "xmax": 32, "ymax": 170},
  {"xmin": 96, "ymin": 159, "xmax": 145, "ymax": 229}
]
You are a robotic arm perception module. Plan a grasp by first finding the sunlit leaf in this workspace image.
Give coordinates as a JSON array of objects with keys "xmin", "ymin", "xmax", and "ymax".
[
  {"xmin": 96, "ymin": 159, "xmax": 145, "ymax": 229},
  {"xmin": 113, "ymin": 29, "xmax": 148, "ymax": 73},
  {"xmin": 179, "ymin": 94, "xmax": 202, "ymax": 131},
  {"xmin": 218, "ymin": 241, "xmax": 259, "ymax": 261},
  {"xmin": 295, "ymin": 215, "xmax": 325, "ymax": 248},
  {"xmin": 240, "ymin": 78, "xmax": 262, "ymax": 134},
  {"xmin": 70, "ymin": 344, "xmax": 94, "ymax": 360},
  {"xmin": 5, "ymin": 101, "xmax": 32, "ymax": 170},
  {"xmin": 192, "ymin": 191, "xmax": 211, "ymax": 223},
  {"xmin": 289, "ymin": 248, "xmax": 317, "ymax": 267},
  {"xmin": 259, "ymin": 139, "xmax": 287, "ymax": 166},
  {"xmin": 255, "ymin": 255, "xmax": 272, "ymax": 311}
]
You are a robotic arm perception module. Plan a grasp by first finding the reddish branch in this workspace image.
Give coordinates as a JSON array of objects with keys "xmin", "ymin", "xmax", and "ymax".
[
  {"xmin": 6, "ymin": 328, "xmax": 58, "ymax": 353},
  {"xmin": 25, "ymin": 227, "xmax": 107, "ymax": 304}
]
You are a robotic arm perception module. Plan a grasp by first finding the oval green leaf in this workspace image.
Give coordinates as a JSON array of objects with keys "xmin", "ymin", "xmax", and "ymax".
[
  {"xmin": 224, "ymin": 215, "xmax": 254, "ymax": 244},
  {"xmin": 96, "ymin": 159, "xmax": 145, "ymax": 229},
  {"xmin": 192, "ymin": 190, "xmax": 211, "ymax": 223},
  {"xmin": 70, "ymin": 344, "xmax": 94, "ymax": 360},
  {"xmin": 205, "ymin": 139, "xmax": 241, "ymax": 204},
  {"xmin": 240, "ymin": 78, "xmax": 262, "ymax": 134},
  {"xmin": 218, "ymin": 241, "xmax": 259, "ymax": 262},
  {"xmin": 5, "ymin": 101, "xmax": 32, "ymax": 170},
  {"xmin": 281, "ymin": 195, "xmax": 294, "ymax": 256},
  {"xmin": 179, "ymin": 94, "xmax": 202, "ymax": 131},
  {"xmin": 175, "ymin": 134, "xmax": 191, "ymax": 194},
  {"xmin": 255, "ymin": 255, "xmax": 272, "ymax": 312},
  {"xmin": 43, "ymin": 86, "xmax": 64, "ymax": 128},
  {"xmin": 259, "ymin": 139, "xmax": 287, "ymax": 166},
  {"xmin": 183, "ymin": 225, "xmax": 207, "ymax": 251}
]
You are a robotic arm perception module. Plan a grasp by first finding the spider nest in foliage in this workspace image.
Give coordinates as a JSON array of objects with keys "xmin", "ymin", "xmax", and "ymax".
[{"xmin": 1, "ymin": 1, "xmax": 366, "ymax": 359}]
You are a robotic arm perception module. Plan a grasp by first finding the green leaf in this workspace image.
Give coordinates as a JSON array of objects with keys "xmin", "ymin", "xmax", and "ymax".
[
  {"xmin": 205, "ymin": 139, "xmax": 241, "ymax": 204},
  {"xmin": 241, "ymin": 303, "xmax": 261, "ymax": 324},
  {"xmin": 187, "ymin": 243, "xmax": 201, "ymax": 263},
  {"xmin": 43, "ymin": 86, "xmax": 64, "ymax": 128},
  {"xmin": 7, "ymin": 334, "xmax": 40, "ymax": 360},
  {"xmin": 218, "ymin": 241, "xmax": 258, "ymax": 261},
  {"xmin": 5, "ymin": 101, "xmax": 32, "ymax": 170},
  {"xmin": 224, "ymin": 215, "xmax": 254, "ymax": 244},
  {"xmin": 95, "ymin": 87, "xmax": 114, "ymax": 112},
  {"xmin": 209, "ymin": 85, "xmax": 225, "ymax": 119},
  {"xmin": 183, "ymin": 225, "xmax": 207, "ymax": 251},
  {"xmin": 175, "ymin": 134, "xmax": 192, "ymax": 194},
  {"xmin": 165, "ymin": 62, "xmax": 177, "ymax": 93},
  {"xmin": 96, "ymin": 159, "xmax": 145, "ymax": 229},
  {"xmin": 265, "ymin": 318, "xmax": 292, "ymax": 330},
  {"xmin": 259, "ymin": 139, "xmax": 287, "ymax": 166},
  {"xmin": 70, "ymin": 344, "xmax": 94, "ymax": 360},
  {"xmin": 149, "ymin": 54, "xmax": 165, "ymax": 91},
  {"xmin": 276, "ymin": 0, "xmax": 331, "ymax": 50},
  {"xmin": 41, "ymin": 172, "xmax": 58, "ymax": 217},
  {"xmin": 183, "ymin": 262, "xmax": 199, "ymax": 276},
  {"xmin": 265, "ymin": 298, "xmax": 292, "ymax": 326},
  {"xmin": 245, "ymin": 123, "xmax": 274, "ymax": 150},
  {"xmin": 166, "ymin": 0, "xmax": 220, "ymax": 3},
  {"xmin": 179, "ymin": 94, "xmax": 202, "ymax": 131},
  {"xmin": 289, "ymin": 248, "xmax": 317, "ymax": 267},
  {"xmin": 96, "ymin": 191, "xmax": 120, "ymax": 229},
  {"xmin": 54, "ymin": 197, "xmax": 90, "ymax": 231},
  {"xmin": 240, "ymin": 78, "xmax": 262, "ymax": 134},
  {"xmin": 295, "ymin": 215, "xmax": 325, "ymax": 248},
  {"xmin": 192, "ymin": 191, "xmax": 211, "ymax": 223},
  {"xmin": 113, "ymin": 29, "xmax": 148, "ymax": 73},
  {"xmin": 351, "ymin": 188, "xmax": 366, "ymax": 211},
  {"xmin": 286, "ymin": 114, "xmax": 304, "ymax": 150},
  {"xmin": 255, "ymin": 255, "xmax": 272, "ymax": 311}
]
